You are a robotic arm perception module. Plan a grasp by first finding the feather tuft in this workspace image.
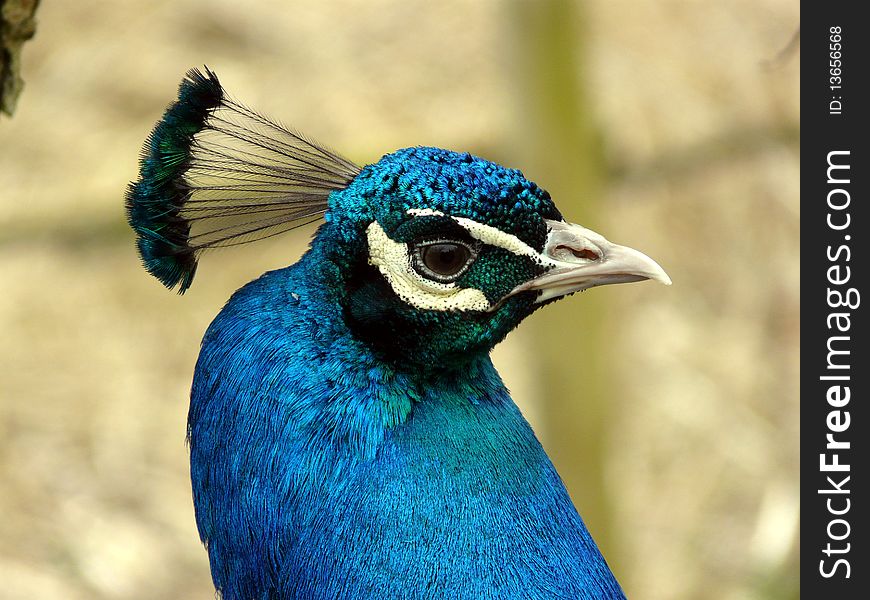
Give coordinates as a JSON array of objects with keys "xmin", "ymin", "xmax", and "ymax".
[{"xmin": 126, "ymin": 67, "xmax": 360, "ymax": 293}]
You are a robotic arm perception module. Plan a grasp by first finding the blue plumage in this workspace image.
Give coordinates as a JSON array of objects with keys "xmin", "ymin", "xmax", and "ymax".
[
  {"xmin": 128, "ymin": 69, "xmax": 671, "ymax": 599},
  {"xmin": 189, "ymin": 254, "xmax": 621, "ymax": 599}
]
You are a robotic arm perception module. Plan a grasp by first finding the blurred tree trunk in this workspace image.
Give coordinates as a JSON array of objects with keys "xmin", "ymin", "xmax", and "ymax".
[
  {"xmin": 1, "ymin": 0, "xmax": 40, "ymax": 116},
  {"xmin": 507, "ymin": 0, "xmax": 616, "ymax": 561}
]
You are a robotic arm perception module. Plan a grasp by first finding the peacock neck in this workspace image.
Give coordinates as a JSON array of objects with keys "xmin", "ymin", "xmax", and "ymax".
[
  {"xmin": 190, "ymin": 255, "xmax": 625, "ymax": 599},
  {"xmin": 195, "ymin": 247, "xmax": 509, "ymax": 462}
]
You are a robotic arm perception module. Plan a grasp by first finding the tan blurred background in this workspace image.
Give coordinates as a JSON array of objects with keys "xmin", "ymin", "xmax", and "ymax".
[{"xmin": 0, "ymin": 1, "xmax": 799, "ymax": 598}]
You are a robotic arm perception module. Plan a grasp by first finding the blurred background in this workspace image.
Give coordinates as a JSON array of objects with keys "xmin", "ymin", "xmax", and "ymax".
[{"xmin": 0, "ymin": 1, "xmax": 799, "ymax": 598}]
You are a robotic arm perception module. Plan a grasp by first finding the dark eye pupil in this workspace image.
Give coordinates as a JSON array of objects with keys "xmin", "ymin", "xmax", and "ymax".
[{"xmin": 422, "ymin": 243, "xmax": 470, "ymax": 276}]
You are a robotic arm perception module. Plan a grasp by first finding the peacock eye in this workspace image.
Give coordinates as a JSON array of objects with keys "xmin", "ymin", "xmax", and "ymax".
[{"xmin": 412, "ymin": 240, "xmax": 477, "ymax": 283}]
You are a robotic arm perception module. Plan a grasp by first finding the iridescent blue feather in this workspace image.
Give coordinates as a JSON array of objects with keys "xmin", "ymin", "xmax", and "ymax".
[{"xmin": 187, "ymin": 148, "xmax": 625, "ymax": 599}]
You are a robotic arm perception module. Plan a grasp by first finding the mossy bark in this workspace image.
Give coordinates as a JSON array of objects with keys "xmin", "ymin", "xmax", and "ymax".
[{"xmin": 1, "ymin": 0, "xmax": 40, "ymax": 116}]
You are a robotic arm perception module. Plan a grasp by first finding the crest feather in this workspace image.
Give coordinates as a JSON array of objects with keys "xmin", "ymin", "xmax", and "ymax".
[{"xmin": 126, "ymin": 67, "xmax": 360, "ymax": 293}]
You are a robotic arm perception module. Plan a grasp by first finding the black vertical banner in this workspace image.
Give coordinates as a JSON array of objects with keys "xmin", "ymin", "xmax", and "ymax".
[{"xmin": 802, "ymin": 3, "xmax": 868, "ymax": 597}]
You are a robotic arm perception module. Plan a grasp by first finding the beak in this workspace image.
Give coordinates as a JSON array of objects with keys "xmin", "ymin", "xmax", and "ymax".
[{"xmin": 509, "ymin": 220, "xmax": 671, "ymax": 303}]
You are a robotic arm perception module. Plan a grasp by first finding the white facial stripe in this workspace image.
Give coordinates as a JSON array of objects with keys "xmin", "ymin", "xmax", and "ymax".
[
  {"xmin": 366, "ymin": 222, "xmax": 491, "ymax": 312},
  {"xmin": 406, "ymin": 208, "xmax": 553, "ymax": 266}
]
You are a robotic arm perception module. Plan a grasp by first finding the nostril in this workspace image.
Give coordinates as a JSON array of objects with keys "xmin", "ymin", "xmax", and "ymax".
[
  {"xmin": 555, "ymin": 245, "xmax": 599, "ymax": 261},
  {"xmin": 572, "ymin": 248, "xmax": 599, "ymax": 261}
]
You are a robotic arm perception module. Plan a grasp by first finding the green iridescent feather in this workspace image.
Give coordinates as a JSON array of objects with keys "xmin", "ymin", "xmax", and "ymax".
[
  {"xmin": 126, "ymin": 67, "xmax": 358, "ymax": 293},
  {"xmin": 126, "ymin": 68, "xmax": 223, "ymax": 293}
]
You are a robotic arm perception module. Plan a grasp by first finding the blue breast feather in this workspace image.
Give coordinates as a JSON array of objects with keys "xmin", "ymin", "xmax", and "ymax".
[{"xmin": 188, "ymin": 234, "xmax": 625, "ymax": 599}]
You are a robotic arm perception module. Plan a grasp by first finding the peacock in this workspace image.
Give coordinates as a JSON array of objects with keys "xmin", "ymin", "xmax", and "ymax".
[{"xmin": 126, "ymin": 68, "xmax": 670, "ymax": 600}]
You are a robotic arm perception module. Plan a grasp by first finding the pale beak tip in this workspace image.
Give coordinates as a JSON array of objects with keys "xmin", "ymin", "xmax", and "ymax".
[{"xmin": 648, "ymin": 264, "xmax": 672, "ymax": 286}]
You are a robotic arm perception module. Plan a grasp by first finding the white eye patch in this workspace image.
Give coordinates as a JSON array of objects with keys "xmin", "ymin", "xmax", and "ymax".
[
  {"xmin": 365, "ymin": 210, "xmax": 548, "ymax": 312},
  {"xmin": 366, "ymin": 222, "xmax": 491, "ymax": 312}
]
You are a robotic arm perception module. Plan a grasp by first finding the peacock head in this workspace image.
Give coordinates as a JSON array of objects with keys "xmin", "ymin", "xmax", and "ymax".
[
  {"xmin": 324, "ymin": 147, "xmax": 669, "ymax": 366},
  {"xmin": 127, "ymin": 69, "xmax": 670, "ymax": 369}
]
